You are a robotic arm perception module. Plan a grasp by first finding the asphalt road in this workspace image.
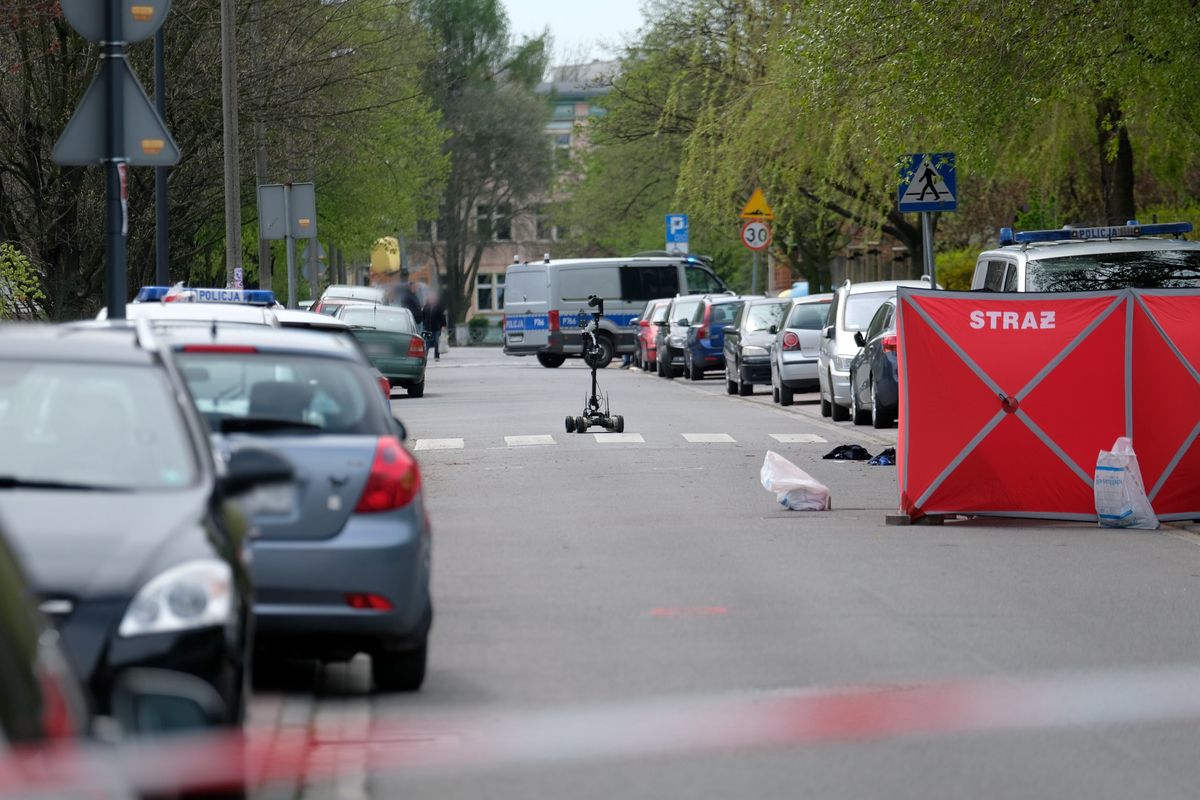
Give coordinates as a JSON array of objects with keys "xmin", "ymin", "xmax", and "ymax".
[{"xmin": 250, "ymin": 346, "xmax": 1200, "ymax": 800}]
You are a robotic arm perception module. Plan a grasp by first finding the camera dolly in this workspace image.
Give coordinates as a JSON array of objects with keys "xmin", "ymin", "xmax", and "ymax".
[{"xmin": 565, "ymin": 295, "xmax": 625, "ymax": 434}]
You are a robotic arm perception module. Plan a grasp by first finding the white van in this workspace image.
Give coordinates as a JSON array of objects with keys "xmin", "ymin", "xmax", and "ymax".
[{"xmin": 503, "ymin": 256, "xmax": 727, "ymax": 368}]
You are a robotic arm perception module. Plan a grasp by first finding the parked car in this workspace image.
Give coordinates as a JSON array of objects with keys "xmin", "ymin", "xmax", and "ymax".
[
  {"xmin": 502, "ymin": 255, "xmax": 727, "ymax": 368},
  {"xmin": 312, "ymin": 297, "xmax": 377, "ymax": 317},
  {"xmin": 770, "ymin": 293, "xmax": 833, "ymax": 405},
  {"xmin": 847, "ymin": 297, "xmax": 900, "ymax": 428},
  {"xmin": 972, "ymin": 221, "xmax": 1200, "ymax": 291},
  {"xmin": 818, "ymin": 279, "xmax": 930, "ymax": 420},
  {"xmin": 682, "ymin": 294, "xmax": 743, "ymax": 380},
  {"xmin": 633, "ymin": 298, "xmax": 670, "ymax": 372},
  {"xmin": 319, "ymin": 284, "xmax": 388, "ymax": 305},
  {"xmin": 334, "ymin": 304, "xmax": 428, "ymax": 398},
  {"xmin": 655, "ymin": 295, "xmax": 705, "ymax": 378},
  {"xmin": 723, "ymin": 297, "xmax": 789, "ymax": 396},
  {"xmin": 0, "ymin": 324, "xmax": 289, "ymax": 731},
  {"xmin": 163, "ymin": 326, "xmax": 433, "ymax": 692}
]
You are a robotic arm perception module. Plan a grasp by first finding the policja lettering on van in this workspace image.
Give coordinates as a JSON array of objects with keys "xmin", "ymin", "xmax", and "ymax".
[{"xmin": 969, "ymin": 310, "xmax": 1056, "ymax": 330}]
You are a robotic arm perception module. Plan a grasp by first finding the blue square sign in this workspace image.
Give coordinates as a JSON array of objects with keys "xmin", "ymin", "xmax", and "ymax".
[
  {"xmin": 666, "ymin": 213, "xmax": 689, "ymax": 254},
  {"xmin": 898, "ymin": 152, "xmax": 957, "ymax": 213}
]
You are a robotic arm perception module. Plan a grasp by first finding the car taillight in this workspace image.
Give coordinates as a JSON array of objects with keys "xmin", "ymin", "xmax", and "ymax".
[
  {"xmin": 356, "ymin": 435, "xmax": 421, "ymax": 513},
  {"xmin": 696, "ymin": 303, "xmax": 712, "ymax": 340},
  {"xmin": 548, "ymin": 309, "xmax": 560, "ymax": 332},
  {"xmin": 38, "ymin": 670, "xmax": 75, "ymax": 739},
  {"xmin": 377, "ymin": 374, "xmax": 391, "ymax": 398},
  {"xmin": 181, "ymin": 345, "xmax": 258, "ymax": 353},
  {"xmin": 408, "ymin": 335, "xmax": 426, "ymax": 358},
  {"xmin": 882, "ymin": 334, "xmax": 898, "ymax": 352},
  {"xmin": 782, "ymin": 331, "xmax": 801, "ymax": 350},
  {"xmin": 345, "ymin": 592, "xmax": 393, "ymax": 611}
]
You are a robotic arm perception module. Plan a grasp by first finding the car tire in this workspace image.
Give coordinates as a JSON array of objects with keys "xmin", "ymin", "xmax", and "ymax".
[
  {"xmin": 660, "ymin": 349, "xmax": 674, "ymax": 379},
  {"xmin": 738, "ymin": 373, "xmax": 753, "ymax": 396},
  {"xmin": 686, "ymin": 352, "xmax": 704, "ymax": 381},
  {"xmin": 726, "ymin": 376, "xmax": 737, "ymax": 395},
  {"xmin": 851, "ymin": 381, "xmax": 871, "ymax": 425},
  {"xmin": 537, "ymin": 353, "xmax": 565, "ymax": 368},
  {"xmin": 873, "ymin": 378, "xmax": 895, "ymax": 428},
  {"xmin": 780, "ymin": 382, "xmax": 795, "ymax": 406},
  {"xmin": 772, "ymin": 387, "xmax": 779, "ymax": 403},
  {"xmin": 645, "ymin": 348, "xmax": 656, "ymax": 373},
  {"xmin": 372, "ymin": 642, "xmax": 427, "ymax": 692},
  {"xmin": 820, "ymin": 372, "xmax": 833, "ymax": 416},
  {"xmin": 565, "ymin": 416, "xmax": 575, "ymax": 433},
  {"xmin": 407, "ymin": 381, "xmax": 424, "ymax": 398},
  {"xmin": 831, "ymin": 398, "xmax": 850, "ymax": 421}
]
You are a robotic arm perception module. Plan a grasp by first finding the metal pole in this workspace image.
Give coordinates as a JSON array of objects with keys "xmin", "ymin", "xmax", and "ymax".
[
  {"xmin": 751, "ymin": 251, "xmax": 759, "ymax": 295},
  {"xmin": 153, "ymin": 27, "xmax": 169, "ymax": 286},
  {"xmin": 104, "ymin": 0, "xmax": 127, "ymax": 319},
  {"xmin": 920, "ymin": 211, "xmax": 937, "ymax": 287},
  {"xmin": 284, "ymin": 187, "xmax": 297, "ymax": 309},
  {"xmin": 220, "ymin": 0, "xmax": 242, "ymax": 287},
  {"xmin": 307, "ymin": 240, "xmax": 318, "ymax": 302}
]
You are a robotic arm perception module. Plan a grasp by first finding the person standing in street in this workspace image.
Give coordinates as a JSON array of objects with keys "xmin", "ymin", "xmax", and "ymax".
[
  {"xmin": 398, "ymin": 279, "xmax": 422, "ymax": 322},
  {"xmin": 421, "ymin": 293, "xmax": 447, "ymax": 361}
]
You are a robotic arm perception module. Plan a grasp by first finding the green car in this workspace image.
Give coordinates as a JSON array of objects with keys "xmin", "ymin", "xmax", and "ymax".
[{"xmin": 336, "ymin": 305, "xmax": 428, "ymax": 397}]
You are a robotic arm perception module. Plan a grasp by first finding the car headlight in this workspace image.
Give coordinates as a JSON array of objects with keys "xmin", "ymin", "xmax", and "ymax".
[
  {"xmin": 118, "ymin": 560, "xmax": 233, "ymax": 637},
  {"xmin": 742, "ymin": 345, "xmax": 769, "ymax": 357},
  {"xmin": 833, "ymin": 355, "xmax": 855, "ymax": 371}
]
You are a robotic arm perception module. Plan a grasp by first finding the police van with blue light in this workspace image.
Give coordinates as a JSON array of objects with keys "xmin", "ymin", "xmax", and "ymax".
[
  {"xmin": 971, "ymin": 221, "xmax": 1200, "ymax": 292},
  {"xmin": 97, "ymin": 284, "xmax": 282, "ymax": 326},
  {"xmin": 502, "ymin": 254, "xmax": 728, "ymax": 368}
]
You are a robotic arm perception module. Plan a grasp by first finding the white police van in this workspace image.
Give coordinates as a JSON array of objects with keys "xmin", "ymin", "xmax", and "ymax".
[
  {"xmin": 503, "ymin": 255, "xmax": 727, "ymax": 368},
  {"xmin": 971, "ymin": 221, "xmax": 1200, "ymax": 292}
]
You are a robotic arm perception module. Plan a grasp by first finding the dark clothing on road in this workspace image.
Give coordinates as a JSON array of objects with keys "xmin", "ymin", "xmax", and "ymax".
[
  {"xmin": 397, "ymin": 288, "xmax": 422, "ymax": 322},
  {"xmin": 421, "ymin": 301, "xmax": 447, "ymax": 360}
]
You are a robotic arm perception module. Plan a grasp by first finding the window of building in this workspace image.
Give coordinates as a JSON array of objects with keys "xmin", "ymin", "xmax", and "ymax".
[
  {"xmin": 553, "ymin": 103, "xmax": 575, "ymax": 120},
  {"xmin": 476, "ymin": 204, "xmax": 512, "ymax": 241},
  {"xmin": 476, "ymin": 273, "xmax": 506, "ymax": 311},
  {"xmin": 535, "ymin": 205, "xmax": 554, "ymax": 241},
  {"xmin": 476, "ymin": 205, "xmax": 492, "ymax": 239},
  {"xmin": 554, "ymin": 133, "xmax": 571, "ymax": 149}
]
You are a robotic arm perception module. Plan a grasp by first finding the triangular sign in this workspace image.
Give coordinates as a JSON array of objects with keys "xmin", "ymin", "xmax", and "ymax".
[
  {"xmin": 899, "ymin": 155, "xmax": 954, "ymax": 206},
  {"xmin": 53, "ymin": 57, "xmax": 181, "ymax": 167},
  {"xmin": 739, "ymin": 187, "xmax": 774, "ymax": 220}
]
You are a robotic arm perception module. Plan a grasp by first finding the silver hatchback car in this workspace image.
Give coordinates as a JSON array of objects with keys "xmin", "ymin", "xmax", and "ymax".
[
  {"xmin": 770, "ymin": 293, "xmax": 832, "ymax": 405},
  {"xmin": 164, "ymin": 326, "xmax": 432, "ymax": 692}
]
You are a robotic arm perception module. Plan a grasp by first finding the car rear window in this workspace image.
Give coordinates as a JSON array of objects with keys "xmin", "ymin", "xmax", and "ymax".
[
  {"xmin": 0, "ymin": 362, "xmax": 198, "ymax": 490},
  {"xmin": 503, "ymin": 271, "xmax": 545, "ymax": 307},
  {"xmin": 1025, "ymin": 250, "xmax": 1200, "ymax": 291},
  {"xmin": 744, "ymin": 301, "xmax": 787, "ymax": 332},
  {"xmin": 708, "ymin": 302, "xmax": 742, "ymax": 326},
  {"xmin": 650, "ymin": 302, "xmax": 670, "ymax": 323},
  {"xmin": 176, "ymin": 352, "xmax": 387, "ymax": 435},
  {"xmin": 787, "ymin": 302, "xmax": 831, "ymax": 330},
  {"xmin": 671, "ymin": 300, "xmax": 700, "ymax": 323},
  {"xmin": 843, "ymin": 291, "xmax": 893, "ymax": 331},
  {"xmin": 339, "ymin": 306, "xmax": 416, "ymax": 333}
]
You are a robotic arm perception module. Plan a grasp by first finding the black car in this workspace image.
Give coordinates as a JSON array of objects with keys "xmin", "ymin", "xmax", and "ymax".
[
  {"xmin": 723, "ymin": 297, "xmax": 789, "ymax": 396},
  {"xmin": 0, "ymin": 324, "xmax": 291, "ymax": 732},
  {"xmin": 848, "ymin": 297, "xmax": 899, "ymax": 428}
]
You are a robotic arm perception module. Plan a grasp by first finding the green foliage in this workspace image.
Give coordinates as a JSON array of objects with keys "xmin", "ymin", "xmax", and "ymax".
[
  {"xmin": 935, "ymin": 247, "xmax": 978, "ymax": 291},
  {"xmin": 0, "ymin": 243, "xmax": 44, "ymax": 319},
  {"xmin": 467, "ymin": 314, "xmax": 490, "ymax": 342}
]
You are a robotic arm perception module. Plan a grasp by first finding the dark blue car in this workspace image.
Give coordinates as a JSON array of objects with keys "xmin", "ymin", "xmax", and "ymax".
[
  {"xmin": 683, "ymin": 295, "xmax": 743, "ymax": 381},
  {"xmin": 848, "ymin": 296, "xmax": 899, "ymax": 428}
]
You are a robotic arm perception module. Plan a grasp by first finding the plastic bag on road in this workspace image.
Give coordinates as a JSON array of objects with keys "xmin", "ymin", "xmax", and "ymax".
[
  {"xmin": 1094, "ymin": 437, "xmax": 1159, "ymax": 530},
  {"xmin": 761, "ymin": 450, "xmax": 831, "ymax": 511}
]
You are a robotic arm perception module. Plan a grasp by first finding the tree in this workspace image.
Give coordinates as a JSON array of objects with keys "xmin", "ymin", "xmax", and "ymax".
[
  {"xmin": 414, "ymin": 0, "xmax": 552, "ymax": 324},
  {"xmin": 0, "ymin": 242, "xmax": 44, "ymax": 319}
]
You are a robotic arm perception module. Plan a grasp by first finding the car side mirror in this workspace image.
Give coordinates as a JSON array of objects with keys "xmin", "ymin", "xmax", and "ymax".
[
  {"xmin": 392, "ymin": 415, "xmax": 408, "ymax": 441},
  {"xmin": 223, "ymin": 446, "xmax": 294, "ymax": 497},
  {"xmin": 768, "ymin": 324, "xmax": 778, "ymax": 335},
  {"xmin": 722, "ymin": 325, "xmax": 737, "ymax": 335},
  {"xmin": 677, "ymin": 318, "xmax": 691, "ymax": 327},
  {"xmin": 854, "ymin": 331, "xmax": 866, "ymax": 347},
  {"xmin": 823, "ymin": 325, "xmax": 835, "ymax": 340}
]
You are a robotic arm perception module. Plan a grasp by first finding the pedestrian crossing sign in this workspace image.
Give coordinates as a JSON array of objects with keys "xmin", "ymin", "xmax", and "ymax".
[{"xmin": 898, "ymin": 152, "xmax": 957, "ymax": 213}]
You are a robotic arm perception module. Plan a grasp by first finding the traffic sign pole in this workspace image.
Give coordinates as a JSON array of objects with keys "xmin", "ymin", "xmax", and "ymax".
[
  {"xmin": 153, "ymin": 26, "xmax": 170, "ymax": 287},
  {"xmin": 921, "ymin": 211, "xmax": 936, "ymax": 287},
  {"xmin": 104, "ymin": 1, "xmax": 128, "ymax": 320},
  {"xmin": 751, "ymin": 251, "xmax": 759, "ymax": 295},
  {"xmin": 284, "ymin": 186, "xmax": 297, "ymax": 310}
]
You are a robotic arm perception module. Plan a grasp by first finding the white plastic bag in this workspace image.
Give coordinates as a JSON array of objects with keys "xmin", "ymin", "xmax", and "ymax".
[
  {"xmin": 1094, "ymin": 437, "xmax": 1159, "ymax": 530},
  {"xmin": 760, "ymin": 450, "xmax": 831, "ymax": 511}
]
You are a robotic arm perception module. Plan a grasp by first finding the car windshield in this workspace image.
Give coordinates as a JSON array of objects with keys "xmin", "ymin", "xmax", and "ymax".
[
  {"xmin": 844, "ymin": 291, "xmax": 894, "ymax": 331},
  {"xmin": 176, "ymin": 352, "xmax": 386, "ymax": 435},
  {"xmin": 1025, "ymin": 250, "xmax": 1200, "ymax": 291},
  {"xmin": 0, "ymin": 362, "xmax": 198, "ymax": 491},
  {"xmin": 744, "ymin": 302, "xmax": 787, "ymax": 332},
  {"xmin": 339, "ymin": 306, "xmax": 415, "ymax": 333},
  {"xmin": 787, "ymin": 302, "xmax": 831, "ymax": 330}
]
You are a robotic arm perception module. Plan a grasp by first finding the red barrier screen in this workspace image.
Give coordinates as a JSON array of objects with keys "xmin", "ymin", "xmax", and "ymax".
[{"xmin": 897, "ymin": 288, "xmax": 1200, "ymax": 521}]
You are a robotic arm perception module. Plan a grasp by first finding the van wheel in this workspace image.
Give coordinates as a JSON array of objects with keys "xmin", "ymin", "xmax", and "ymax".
[
  {"xmin": 779, "ymin": 385, "xmax": 794, "ymax": 406},
  {"xmin": 537, "ymin": 353, "xmax": 565, "ymax": 368}
]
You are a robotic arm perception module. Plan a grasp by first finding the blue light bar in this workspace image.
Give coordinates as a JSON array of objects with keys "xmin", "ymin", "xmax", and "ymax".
[
  {"xmin": 1005, "ymin": 221, "xmax": 1193, "ymax": 245},
  {"xmin": 133, "ymin": 286, "xmax": 277, "ymax": 305}
]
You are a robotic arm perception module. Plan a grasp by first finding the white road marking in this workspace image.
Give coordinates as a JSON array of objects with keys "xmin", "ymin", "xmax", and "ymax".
[
  {"xmin": 594, "ymin": 433, "xmax": 645, "ymax": 443},
  {"xmin": 682, "ymin": 433, "xmax": 737, "ymax": 443},
  {"xmin": 505, "ymin": 435, "xmax": 557, "ymax": 447},
  {"xmin": 413, "ymin": 438, "xmax": 465, "ymax": 451},
  {"xmin": 770, "ymin": 433, "xmax": 828, "ymax": 444}
]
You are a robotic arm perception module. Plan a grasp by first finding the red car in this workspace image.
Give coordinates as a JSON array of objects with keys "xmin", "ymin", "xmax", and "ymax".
[{"xmin": 634, "ymin": 299, "xmax": 671, "ymax": 372}]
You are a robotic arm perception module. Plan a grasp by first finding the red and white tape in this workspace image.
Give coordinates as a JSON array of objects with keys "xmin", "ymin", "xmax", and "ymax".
[{"xmin": 6, "ymin": 664, "xmax": 1200, "ymax": 796}]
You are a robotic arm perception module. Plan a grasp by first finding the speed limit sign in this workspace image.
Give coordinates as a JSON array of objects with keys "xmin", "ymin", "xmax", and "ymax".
[{"xmin": 740, "ymin": 219, "xmax": 771, "ymax": 251}]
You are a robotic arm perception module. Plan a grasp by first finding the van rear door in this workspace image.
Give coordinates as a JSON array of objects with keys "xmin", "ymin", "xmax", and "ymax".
[{"xmin": 503, "ymin": 266, "xmax": 551, "ymax": 354}]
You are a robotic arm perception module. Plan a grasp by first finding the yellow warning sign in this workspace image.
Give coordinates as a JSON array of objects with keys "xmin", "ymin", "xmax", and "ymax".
[{"xmin": 739, "ymin": 187, "xmax": 774, "ymax": 220}]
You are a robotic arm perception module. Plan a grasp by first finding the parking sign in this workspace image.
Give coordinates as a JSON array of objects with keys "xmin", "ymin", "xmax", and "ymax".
[{"xmin": 666, "ymin": 214, "xmax": 689, "ymax": 255}]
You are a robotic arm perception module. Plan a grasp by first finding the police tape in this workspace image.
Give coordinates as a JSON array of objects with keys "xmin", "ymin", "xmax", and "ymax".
[{"xmin": 7, "ymin": 664, "xmax": 1200, "ymax": 796}]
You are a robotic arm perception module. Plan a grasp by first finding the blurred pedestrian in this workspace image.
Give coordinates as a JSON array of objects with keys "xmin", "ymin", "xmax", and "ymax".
[
  {"xmin": 421, "ymin": 293, "xmax": 447, "ymax": 361},
  {"xmin": 397, "ymin": 279, "xmax": 422, "ymax": 322}
]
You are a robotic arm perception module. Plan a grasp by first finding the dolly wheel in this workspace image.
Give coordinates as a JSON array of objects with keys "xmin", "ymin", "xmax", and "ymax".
[
  {"xmin": 575, "ymin": 416, "xmax": 587, "ymax": 433},
  {"xmin": 614, "ymin": 415, "xmax": 625, "ymax": 433},
  {"xmin": 565, "ymin": 416, "xmax": 575, "ymax": 433}
]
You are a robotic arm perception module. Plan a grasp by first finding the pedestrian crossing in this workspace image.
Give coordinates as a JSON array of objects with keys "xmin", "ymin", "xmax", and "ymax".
[{"xmin": 411, "ymin": 432, "xmax": 832, "ymax": 452}]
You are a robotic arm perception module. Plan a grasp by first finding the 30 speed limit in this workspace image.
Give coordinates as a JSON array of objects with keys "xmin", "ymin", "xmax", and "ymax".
[{"xmin": 740, "ymin": 220, "xmax": 771, "ymax": 251}]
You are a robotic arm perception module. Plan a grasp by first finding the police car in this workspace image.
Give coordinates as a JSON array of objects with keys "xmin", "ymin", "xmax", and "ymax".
[
  {"xmin": 971, "ymin": 221, "xmax": 1200, "ymax": 292},
  {"xmin": 97, "ymin": 285, "xmax": 282, "ymax": 326}
]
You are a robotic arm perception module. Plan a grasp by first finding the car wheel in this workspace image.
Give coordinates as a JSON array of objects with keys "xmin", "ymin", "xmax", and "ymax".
[
  {"xmin": 537, "ymin": 353, "xmax": 565, "ymax": 368},
  {"xmin": 779, "ymin": 384, "xmax": 794, "ymax": 406},
  {"xmin": 851, "ymin": 380, "xmax": 871, "ymax": 425},
  {"xmin": 873, "ymin": 378, "xmax": 896, "ymax": 428},
  {"xmin": 831, "ymin": 396, "xmax": 850, "ymax": 421},
  {"xmin": 726, "ymin": 375, "xmax": 737, "ymax": 395},
  {"xmin": 585, "ymin": 335, "xmax": 615, "ymax": 369},
  {"xmin": 772, "ymin": 387, "xmax": 779, "ymax": 403},
  {"xmin": 738, "ymin": 373, "xmax": 753, "ymax": 396},
  {"xmin": 687, "ymin": 352, "xmax": 704, "ymax": 381},
  {"xmin": 645, "ymin": 348, "xmax": 656, "ymax": 373},
  {"xmin": 820, "ymin": 371, "xmax": 833, "ymax": 416},
  {"xmin": 407, "ymin": 381, "xmax": 424, "ymax": 398},
  {"xmin": 372, "ymin": 642, "xmax": 427, "ymax": 692},
  {"xmin": 660, "ymin": 350, "xmax": 674, "ymax": 379},
  {"xmin": 565, "ymin": 415, "xmax": 575, "ymax": 433}
]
